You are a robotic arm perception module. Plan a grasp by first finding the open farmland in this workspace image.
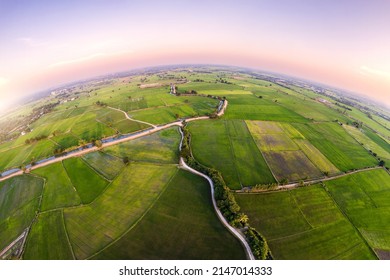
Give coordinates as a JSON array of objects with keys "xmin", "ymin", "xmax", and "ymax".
[
  {"xmin": 292, "ymin": 122, "xmax": 377, "ymax": 171},
  {"xmin": 189, "ymin": 119, "xmax": 275, "ymax": 189},
  {"xmin": 0, "ymin": 66, "xmax": 389, "ymax": 260},
  {"xmin": 0, "ymin": 175, "xmax": 44, "ymax": 250},
  {"xmin": 104, "ymin": 127, "xmax": 180, "ymax": 164},
  {"xmin": 343, "ymin": 124, "xmax": 390, "ymax": 162},
  {"xmin": 235, "ymin": 185, "xmax": 376, "ymax": 259},
  {"xmin": 23, "ymin": 211, "xmax": 74, "ymax": 260},
  {"xmin": 64, "ymin": 163, "xmax": 177, "ymax": 259},
  {"xmin": 82, "ymin": 152, "xmax": 124, "ymax": 180},
  {"xmin": 246, "ymin": 121, "xmax": 336, "ymax": 182},
  {"xmin": 93, "ymin": 170, "xmax": 246, "ymax": 260},
  {"xmin": 62, "ymin": 157, "xmax": 109, "ymax": 204},
  {"xmin": 32, "ymin": 163, "xmax": 81, "ymax": 211}
]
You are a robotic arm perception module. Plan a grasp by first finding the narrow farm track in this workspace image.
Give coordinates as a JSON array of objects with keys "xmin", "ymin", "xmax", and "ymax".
[
  {"xmin": 1, "ymin": 98, "xmax": 251, "ymax": 259},
  {"xmin": 107, "ymin": 106, "xmax": 157, "ymax": 128},
  {"xmin": 179, "ymin": 158, "xmax": 255, "ymax": 260}
]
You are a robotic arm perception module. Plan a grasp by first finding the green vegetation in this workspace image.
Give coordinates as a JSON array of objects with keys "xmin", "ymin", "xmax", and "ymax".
[
  {"xmin": 62, "ymin": 157, "xmax": 109, "ymax": 204},
  {"xmin": 343, "ymin": 124, "xmax": 390, "ymax": 162},
  {"xmin": 64, "ymin": 163, "xmax": 177, "ymax": 259},
  {"xmin": 1, "ymin": 67, "xmax": 389, "ymax": 260},
  {"xmin": 247, "ymin": 121, "xmax": 328, "ymax": 181},
  {"xmin": 293, "ymin": 122, "xmax": 377, "ymax": 171},
  {"xmin": 82, "ymin": 152, "xmax": 124, "ymax": 180},
  {"xmin": 189, "ymin": 120, "xmax": 275, "ymax": 189},
  {"xmin": 104, "ymin": 128, "xmax": 180, "ymax": 164},
  {"xmin": 0, "ymin": 175, "xmax": 44, "ymax": 249},
  {"xmin": 93, "ymin": 170, "xmax": 246, "ymax": 259},
  {"xmin": 326, "ymin": 169, "xmax": 390, "ymax": 254},
  {"xmin": 23, "ymin": 211, "xmax": 74, "ymax": 260},
  {"xmin": 235, "ymin": 185, "xmax": 375, "ymax": 259},
  {"xmin": 32, "ymin": 163, "xmax": 81, "ymax": 211}
]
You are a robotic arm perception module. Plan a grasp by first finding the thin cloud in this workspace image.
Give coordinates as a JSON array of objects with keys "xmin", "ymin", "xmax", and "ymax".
[
  {"xmin": 48, "ymin": 50, "xmax": 133, "ymax": 68},
  {"xmin": 360, "ymin": 66, "xmax": 390, "ymax": 78}
]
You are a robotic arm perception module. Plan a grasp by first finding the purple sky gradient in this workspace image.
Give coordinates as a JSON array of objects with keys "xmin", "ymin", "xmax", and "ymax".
[{"xmin": 1, "ymin": 0, "xmax": 390, "ymax": 110}]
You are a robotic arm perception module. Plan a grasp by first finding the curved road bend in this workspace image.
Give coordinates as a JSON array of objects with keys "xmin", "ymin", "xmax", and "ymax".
[
  {"xmin": 179, "ymin": 158, "xmax": 255, "ymax": 260},
  {"xmin": 0, "ymin": 100, "xmax": 228, "ymax": 183},
  {"xmin": 107, "ymin": 106, "xmax": 157, "ymax": 128}
]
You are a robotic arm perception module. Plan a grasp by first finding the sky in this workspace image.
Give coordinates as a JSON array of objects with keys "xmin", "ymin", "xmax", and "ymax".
[{"xmin": 1, "ymin": 0, "xmax": 390, "ymax": 111}]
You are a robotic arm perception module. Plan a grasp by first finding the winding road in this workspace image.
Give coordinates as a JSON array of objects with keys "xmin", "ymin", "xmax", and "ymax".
[{"xmin": 1, "ymin": 98, "xmax": 256, "ymax": 259}]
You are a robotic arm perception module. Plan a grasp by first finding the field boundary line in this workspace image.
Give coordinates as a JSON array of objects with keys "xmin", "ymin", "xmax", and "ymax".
[
  {"xmin": 267, "ymin": 227, "xmax": 317, "ymax": 243},
  {"xmin": 224, "ymin": 120, "xmax": 243, "ymax": 188},
  {"xmin": 329, "ymin": 242, "xmax": 361, "ymax": 260},
  {"xmin": 80, "ymin": 155, "xmax": 112, "ymax": 182},
  {"xmin": 86, "ymin": 168, "xmax": 179, "ymax": 260},
  {"xmin": 62, "ymin": 209, "xmax": 76, "ymax": 260},
  {"xmin": 288, "ymin": 190, "xmax": 314, "ymax": 229},
  {"xmin": 61, "ymin": 160, "xmax": 83, "ymax": 203},
  {"xmin": 245, "ymin": 121, "xmax": 278, "ymax": 184},
  {"xmin": 322, "ymin": 185, "xmax": 378, "ymax": 259}
]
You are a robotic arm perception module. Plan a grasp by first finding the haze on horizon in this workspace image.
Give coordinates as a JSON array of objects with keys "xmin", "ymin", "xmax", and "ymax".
[{"xmin": 1, "ymin": 0, "xmax": 390, "ymax": 111}]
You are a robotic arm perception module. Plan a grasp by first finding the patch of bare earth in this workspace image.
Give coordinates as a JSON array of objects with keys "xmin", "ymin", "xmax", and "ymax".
[{"xmin": 375, "ymin": 249, "xmax": 390, "ymax": 260}]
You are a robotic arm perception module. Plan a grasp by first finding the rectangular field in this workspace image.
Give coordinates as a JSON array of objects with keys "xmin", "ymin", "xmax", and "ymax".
[
  {"xmin": 263, "ymin": 150, "xmax": 323, "ymax": 182},
  {"xmin": 189, "ymin": 120, "xmax": 275, "ymax": 189},
  {"xmin": 325, "ymin": 169, "xmax": 390, "ymax": 254},
  {"xmin": 104, "ymin": 127, "xmax": 180, "ymax": 164},
  {"xmin": 92, "ymin": 170, "xmax": 246, "ymax": 260}
]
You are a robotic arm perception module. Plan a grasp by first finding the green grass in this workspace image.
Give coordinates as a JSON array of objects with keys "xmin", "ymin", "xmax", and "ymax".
[
  {"xmin": 23, "ymin": 211, "xmax": 74, "ymax": 259},
  {"xmin": 294, "ymin": 139, "xmax": 340, "ymax": 175},
  {"xmin": 293, "ymin": 122, "xmax": 377, "ymax": 171},
  {"xmin": 82, "ymin": 151, "xmax": 124, "ymax": 180},
  {"xmin": 93, "ymin": 170, "xmax": 246, "ymax": 259},
  {"xmin": 0, "ymin": 175, "xmax": 44, "ymax": 250},
  {"xmin": 235, "ymin": 185, "xmax": 376, "ymax": 259},
  {"xmin": 71, "ymin": 112, "xmax": 116, "ymax": 141},
  {"xmin": 104, "ymin": 128, "xmax": 180, "ymax": 164},
  {"xmin": 344, "ymin": 124, "xmax": 390, "ymax": 161},
  {"xmin": 32, "ymin": 163, "xmax": 81, "ymax": 211},
  {"xmin": 62, "ymin": 157, "xmax": 109, "ymax": 204},
  {"xmin": 189, "ymin": 120, "xmax": 275, "ymax": 189},
  {"xmin": 325, "ymin": 169, "xmax": 390, "ymax": 253},
  {"xmin": 51, "ymin": 134, "xmax": 80, "ymax": 150},
  {"xmin": 64, "ymin": 163, "xmax": 177, "ymax": 259}
]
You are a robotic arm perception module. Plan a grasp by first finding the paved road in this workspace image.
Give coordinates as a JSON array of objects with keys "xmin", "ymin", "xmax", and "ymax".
[{"xmin": 179, "ymin": 157, "xmax": 255, "ymax": 260}]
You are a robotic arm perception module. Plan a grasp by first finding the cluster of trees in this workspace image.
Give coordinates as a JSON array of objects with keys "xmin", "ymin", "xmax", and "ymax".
[
  {"xmin": 95, "ymin": 101, "xmax": 108, "ymax": 107},
  {"xmin": 368, "ymin": 150, "xmax": 386, "ymax": 167},
  {"xmin": 193, "ymin": 79, "xmax": 204, "ymax": 82},
  {"xmin": 250, "ymin": 183, "xmax": 278, "ymax": 192},
  {"xmin": 215, "ymin": 78, "xmax": 232, "ymax": 84},
  {"xmin": 180, "ymin": 127, "xmax": 272, "ymax": 259},
  {"xmin": 25, "ymin": 135, "xmax": 48, "ymax": 144}
]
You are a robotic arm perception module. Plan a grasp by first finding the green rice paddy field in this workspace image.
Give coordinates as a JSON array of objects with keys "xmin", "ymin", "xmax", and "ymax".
[{"xmin": 1, "ymin": 68, "xmax": 389, "ymax": 260}]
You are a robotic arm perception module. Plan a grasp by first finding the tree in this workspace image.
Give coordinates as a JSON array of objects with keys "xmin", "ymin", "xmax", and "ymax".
[
  {"xmin": 379, "ymin": 160, "xmax": 385, "ymax": 167},
  {"xmin": 95, "ymin": 140, "xmax": 102, "ymax": 148},
  {"xmin": 123, "ymin": 156, "xmax": 129, "ymax": 165}
]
